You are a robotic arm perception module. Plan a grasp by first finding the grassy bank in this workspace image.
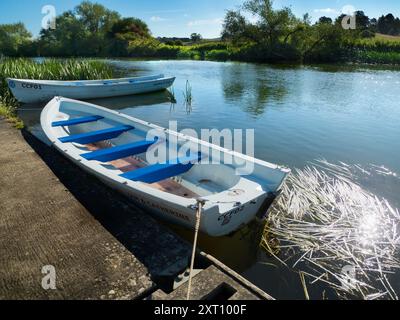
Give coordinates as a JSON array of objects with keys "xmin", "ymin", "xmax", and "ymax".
[
  {"xmin": 125, "ymin": 38, "xmax": 400, "ymax": 65},
  {"xmin": 0, "ymin": 58, "xmax": 113, "ymax": 128},
  {"xmin": 130, "ymin": 31, "xmax": 400, "ymax": 65}
]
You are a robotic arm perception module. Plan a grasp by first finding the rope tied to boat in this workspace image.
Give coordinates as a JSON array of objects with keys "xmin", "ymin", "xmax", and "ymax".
[{"xmin": 186, "ymin": 198, "xmax": 205, "ymax": 301}]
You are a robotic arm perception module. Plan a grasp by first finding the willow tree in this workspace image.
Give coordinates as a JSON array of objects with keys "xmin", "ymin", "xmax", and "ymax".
[
  {"xmin": 243, "ymin": 0, "xmax": 303, "ymax": 46},
  {"xmin": 221, "ymin": 0, "xmax": 305, "ymax": 61}
]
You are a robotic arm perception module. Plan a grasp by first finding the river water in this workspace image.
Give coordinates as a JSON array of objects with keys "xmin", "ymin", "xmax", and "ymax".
[{"xmin": 18, "ymin": 59, "xmax": 400, "ymax": 299}]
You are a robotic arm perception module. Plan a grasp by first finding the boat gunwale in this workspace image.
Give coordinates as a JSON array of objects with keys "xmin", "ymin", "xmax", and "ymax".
[
  {"xmin": 51, "ymin": 97, "xmax": 291, "ymax": 174},
  {"xmin": 41, "ymin": 97, "xmax": 291, "ymax": 210},
  {"xmin": 6, "ymin": 74, "xmax": 175, "ymax": 87}
]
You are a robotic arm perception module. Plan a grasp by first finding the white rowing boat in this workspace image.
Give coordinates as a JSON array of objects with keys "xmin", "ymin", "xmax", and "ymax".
[
  {"xmin": 7, "ymin": 74, "xmax": 175, "ymax": 104},
  {"xmin": 41, "ymin": 97, "xmax": 290, "ymax": 237}
]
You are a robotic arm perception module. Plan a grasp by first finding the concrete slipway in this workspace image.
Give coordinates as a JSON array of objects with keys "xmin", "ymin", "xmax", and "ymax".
[{"xmin": 0, "ymin": 118, "xmax": 273, "ymax": 300}]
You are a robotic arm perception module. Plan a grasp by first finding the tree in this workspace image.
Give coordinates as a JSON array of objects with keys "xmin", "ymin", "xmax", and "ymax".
[
  {"xmin": 190, "ymin": 33, "xmax": 202, "ymax": 42},
  {"xmin": 109, "ymin": 17, "xmax": 151, "ymax": 40},
  {"xmin": 37, "ymin": 1, "xmax": 151, "ymax": 56},
  {"xmin": 302, "ymin": 22, "xmax": 346, "ymax": 62},
  {"xmin": 0, "ymin": 23, "xmax": 32, "ymax": 56},
  {"xmin": 38, "ymin": 11, "xmax": 87, "ymax": 56},
  {"xmin": 369, "ymin": 18, "xmax": 378, "ymax": 32},
  {"xmin": 221, "ymin": 10, "xmax": 248, "ymax": 42},
  {"xmin": 242, "ymin": 0, "xmax": 301, "ymax": 46},
  {"xmin": 318, "ymin": 17, "xmax": 333, "ymax": 25},
  {"xmin": 220, "ymin": 0, "xmax": 311, "ymax": 62},
  {"xmin": 354, "ymin": 11, "xmax": 370, "ymax": 29},
  {"xmin": 108, "ymin": 17, "xmax": 151, "ymax": 56},
  {"xmin": 75, "ymin": 1, "xmax": 120, "ymax": 34},
  {"xmin": 377, "ymin": 14, "xmax": 400, "ymax": 35},
  {"xmin": 74, "ymin": 1, "xmax": 120, "ymax": 55}
]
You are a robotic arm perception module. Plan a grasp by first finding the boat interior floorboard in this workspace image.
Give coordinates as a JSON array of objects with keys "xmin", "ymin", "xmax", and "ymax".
[{"xmin": 86, "ymin": 143, "xmax": 199, "ymax": 199}]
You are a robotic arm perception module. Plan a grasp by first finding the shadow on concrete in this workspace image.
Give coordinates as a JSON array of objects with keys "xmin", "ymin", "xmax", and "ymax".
[{"xmin": 21, "ymin": 129, "xmax": 193, "ymax": 290}]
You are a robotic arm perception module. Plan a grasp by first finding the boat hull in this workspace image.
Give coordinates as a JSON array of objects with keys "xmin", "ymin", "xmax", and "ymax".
[
  {"xmin": 62, "ymin": 156, "xmax": 274, "ymax": 237},
  {"xmin": 7, "ymin": 76, "xmax": 175, "ymax": 104},
  {"xmin": 40, "ymin": 97, "xmax": 290, "ymax": 237}
]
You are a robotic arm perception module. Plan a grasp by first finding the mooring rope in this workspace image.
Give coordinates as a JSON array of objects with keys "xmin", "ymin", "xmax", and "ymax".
[{"xmin": 186, "ymin": 199, "xmax": 204, "ymax": 301}]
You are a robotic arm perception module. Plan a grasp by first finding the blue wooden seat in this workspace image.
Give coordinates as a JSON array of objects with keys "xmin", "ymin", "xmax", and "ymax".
[
  {"xmin": 120, "ymin": 153, "xmax": 202, "ymax": 184},
  {"xmin": 52, "ymin": 115, "xmax": 104, "ymax": 127},
  {"xmin": 59, "ymin": 125, "xmax": 134, "ymax": 144},
  {"xmin": 82, "ymin": 138, "xmax": 158, "ymax": 162}
]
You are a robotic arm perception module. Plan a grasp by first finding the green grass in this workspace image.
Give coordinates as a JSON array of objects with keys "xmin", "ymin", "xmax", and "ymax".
[
  {"xmin": 127, "ymin": 40, "xmax": 230, "ymax": 61},
  {"xmin": 133, "ymin": 37, "xmax": 400, "ymax": 65},
  {"xmin": 349, "ymin": 36, "xmax": 400, "ymax": 52},
  {"xmin": 0, "ymin": 58, "xmax": 113, "ymax": 128},
  {"xmin": 375, "ymin": 33, "xmax": 400, "ymax": 42},
  {"xmin": 0, "ymin": 102, "xmax": 24, "ymax": 129},
  {"xmin": 352, "ymin": 50, "xmax": 400, "ymax": 64}
]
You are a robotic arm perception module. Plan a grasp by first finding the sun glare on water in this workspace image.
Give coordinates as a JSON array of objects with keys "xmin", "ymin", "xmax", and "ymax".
[{"xmin": 262, "ymin": 160, "xmax": 400, "ymax": 300}]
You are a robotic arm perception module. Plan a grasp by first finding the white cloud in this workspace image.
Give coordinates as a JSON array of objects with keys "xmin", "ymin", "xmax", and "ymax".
[
  {"xmin": 150, "ymin": 16, "xmax": 167, "ymax": 22},
  {"xmin": 244, "ymin": 13, "xmax": 259, "ymax": 24},
  {"xmin": 144, "ymin": 9, "xmax": 185, "ymax": 14},
  {"xmin": 187, "ymin": 18, "xmax": 223, "ymax": 27},
  {"xmin": 342, "ymin": 5, "xmax": 357, "ymax": 15},
  {"xmin": 313, "ymin": 8, "xmax": 340, "ymax": 15},
  {"xmin": 313, "ymin": 5, "xmax": 357, "ymax": 17}
]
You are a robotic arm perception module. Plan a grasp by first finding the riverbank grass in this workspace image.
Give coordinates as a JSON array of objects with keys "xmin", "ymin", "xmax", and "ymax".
[{"xmin": 0, "ymin": 102, "xmax": 24, "ymax": 129}]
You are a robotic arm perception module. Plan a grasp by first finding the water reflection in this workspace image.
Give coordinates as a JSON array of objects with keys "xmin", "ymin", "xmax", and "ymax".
[
  {"xmin": 17, "ymin": 90, "xmax": 173, "ymax": 129},
  {"xmin": 88, "ymin": 90, "xmax": 173, "ymax": 110},
  {"xmin": 221, "ymin": 64, "xmax": 288, "ymax": 117},
  {"xmin": 166, "ymin": 220, "xmax": 264, "ymax": 272}
]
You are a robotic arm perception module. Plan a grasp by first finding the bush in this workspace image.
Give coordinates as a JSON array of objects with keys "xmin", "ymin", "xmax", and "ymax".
[
  {"xmin": 191, "ymin": 42, "xmax": 228, "ymax": 52},
  {"xmin": 352, "ymin": 49, "xmax": 400, "ymax": 64},
  {"xmin": 128, "ymin": 38, "xmax": 160, "ymax": 57},
  {"xmin": 360, "ymin": 30, "xmax": 375, "ymax": 39},
  {"xmin": 205, "ymin": 49, "xmax": 231, "ymax": 61},
  {"xmin": 176, "ymin": 48, "xmax": 201, "ymax": 60},
  {"xmin": 229, "ymin": 42, "xmax": 301, "ymax": 63},
  {"xmin": 155, "ymin": 45, "xmax": 181, "ymax": 58}
]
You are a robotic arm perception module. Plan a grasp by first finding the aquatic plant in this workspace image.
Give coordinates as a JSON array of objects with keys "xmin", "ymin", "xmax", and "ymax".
[
  {"xmin": 183, "ymin": 80, "xmax": 193, "ymax": 105},
  {"xmin": 167, "ymin": 86, "xmax": 177, "ymax": 104},
  {"xmin": 262, "ymin": 160, "xmax": 400, "ymax": 300},
  {"xmin": 182, "ymin": 80, "xmax": 193, "ymax": 114}
]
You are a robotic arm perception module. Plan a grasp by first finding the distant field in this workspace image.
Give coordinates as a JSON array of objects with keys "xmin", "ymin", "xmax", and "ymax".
[{"xmin": 375, "ymin": 33, "xmax": 400, "ymax": 42}]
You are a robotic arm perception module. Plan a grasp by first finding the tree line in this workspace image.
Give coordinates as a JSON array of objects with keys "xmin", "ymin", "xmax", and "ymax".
[
  {"xmin": 1, "ymin": 0, "xmax": 400, "ymax": 62},
  {"xmin": 221, "ymin": 0, "xmax": 400, "ymax": 63},
  {"xmin": 0, "ymin": 1, "xmax": 152, "ymax": 57}
]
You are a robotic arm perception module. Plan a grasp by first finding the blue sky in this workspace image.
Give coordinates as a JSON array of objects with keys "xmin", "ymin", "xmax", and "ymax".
[{"xmin": 1, "ymin": 0, "xmax": 400, "ymax": 38}]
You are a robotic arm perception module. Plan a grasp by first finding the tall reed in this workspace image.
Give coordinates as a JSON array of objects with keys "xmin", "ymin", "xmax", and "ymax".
[
  {"xmin": 183, "ymin": 80, "xmax": 193, "ymax": 105},
  {"xmin": 0, "ymin": 58, "xmax": 113, "ymax": 126},
  {"xmin": 183, "ymin": 80, "xmax": 193, "ymax": 114}
]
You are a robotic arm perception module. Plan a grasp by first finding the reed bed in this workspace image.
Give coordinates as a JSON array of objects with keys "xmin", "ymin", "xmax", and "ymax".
[
  {"xmin": 262, "ymin": 160, "xmax": 400, "ymax": 300},
  {"xmin": 0, "ymin": 58, "xmax": 113, "ymax": 126}
]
